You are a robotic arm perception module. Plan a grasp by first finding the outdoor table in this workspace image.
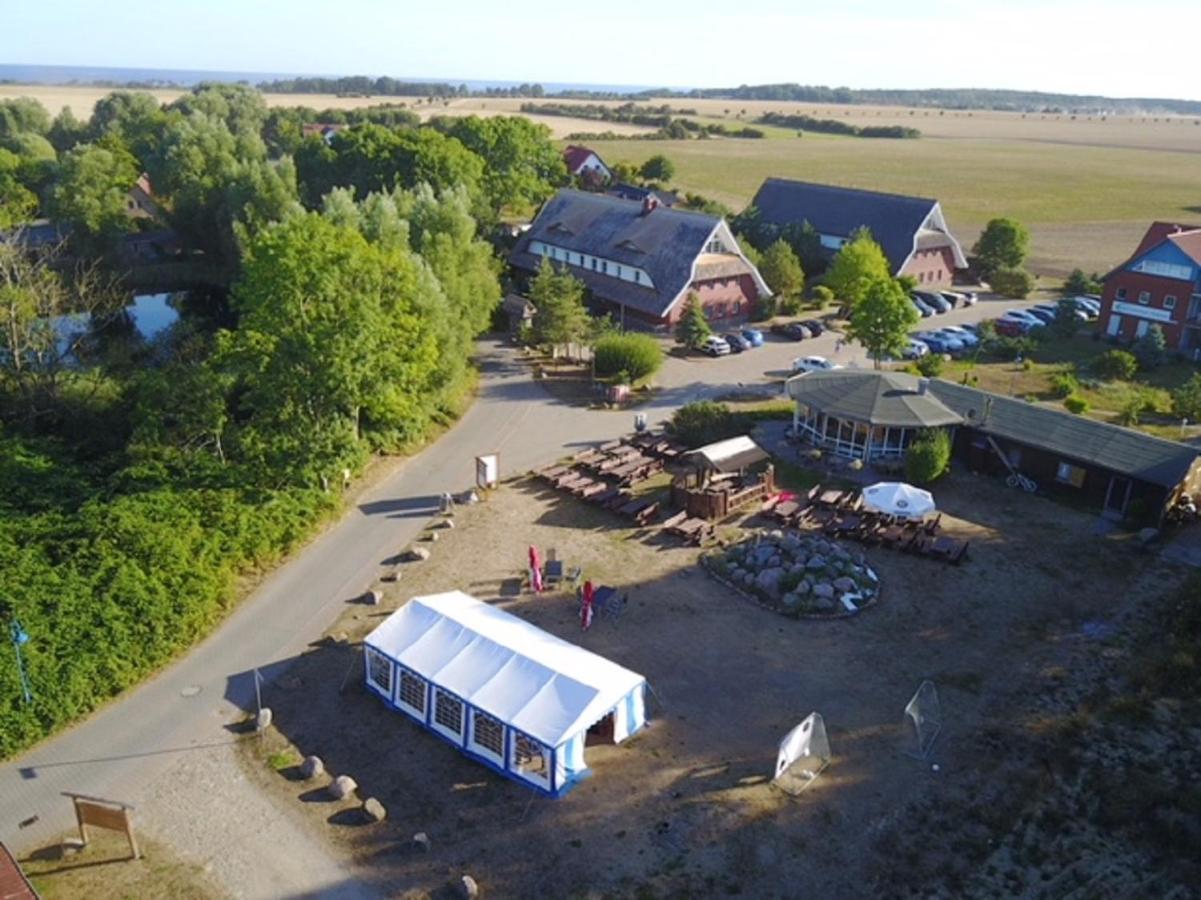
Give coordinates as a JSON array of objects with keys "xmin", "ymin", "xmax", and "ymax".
[
  {"xmin": 818, "ymin": 489, "xmax": 843, "ymax": 506},
  {"xmin": 774, "ymin": 500, "xmax": 800, "ymax": 521},
  {"xmin": 931, "ymin": 536, "xmax": 956, "ymax": 558},
  {"xmin": 837, "ymin": 515, "xmax": 861, "ymax": 534}
]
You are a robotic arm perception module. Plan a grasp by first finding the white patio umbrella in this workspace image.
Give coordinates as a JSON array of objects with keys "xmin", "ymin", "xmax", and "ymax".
[{"xmin": 862, "ymin": 482, "xmax": 936, "ymax": 519}]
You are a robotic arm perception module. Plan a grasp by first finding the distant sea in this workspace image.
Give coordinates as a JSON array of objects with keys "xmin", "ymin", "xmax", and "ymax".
[{"xmin": 0, "ymin": 64, "xmax": 679, "ymax": 95}]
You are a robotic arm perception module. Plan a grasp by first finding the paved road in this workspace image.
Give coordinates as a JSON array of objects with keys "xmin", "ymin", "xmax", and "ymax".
[{"xmin": 0, "ymin": 297, "xmax": 1027, "ymax": 889}]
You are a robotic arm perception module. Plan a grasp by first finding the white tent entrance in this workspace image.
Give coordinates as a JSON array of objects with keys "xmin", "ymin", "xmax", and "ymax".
[
  {"xmin": 364, "ymin": 591, "xmax": 648, "ymax": 797},
  {"xmin": 772, "ymin": 712, "xmax": 831, "ymax": 795}
]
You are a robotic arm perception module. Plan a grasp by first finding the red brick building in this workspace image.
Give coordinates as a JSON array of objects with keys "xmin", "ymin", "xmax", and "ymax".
[
  {"xmin": 1098, "ymin": 222, "xmax": 1201, "ymax": 358},
  {"xmin": 509, "ymin": 189, "xmax": 771, "ymax": 331}
]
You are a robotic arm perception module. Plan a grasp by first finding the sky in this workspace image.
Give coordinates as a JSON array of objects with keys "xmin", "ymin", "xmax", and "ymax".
[{"xmin": 5, "ymin": 0, "xmax": 1198, "ymax": 100}]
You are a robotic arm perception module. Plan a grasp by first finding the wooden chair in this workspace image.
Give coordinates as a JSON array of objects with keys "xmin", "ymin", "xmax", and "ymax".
[{"xmin": 924, "ymin": 513, "xmax": 942, "ymax": 535}]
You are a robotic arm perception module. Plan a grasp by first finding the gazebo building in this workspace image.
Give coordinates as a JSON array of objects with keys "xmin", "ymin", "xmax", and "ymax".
[{"xmin": 785, "ymin": 370, "xmax": 961, "ymax": 461}]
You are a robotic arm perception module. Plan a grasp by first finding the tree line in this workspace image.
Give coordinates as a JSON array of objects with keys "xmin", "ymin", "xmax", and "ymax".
[{"xmin": 0, "ymin": 85, "xmax": 566, "ymax": 758}]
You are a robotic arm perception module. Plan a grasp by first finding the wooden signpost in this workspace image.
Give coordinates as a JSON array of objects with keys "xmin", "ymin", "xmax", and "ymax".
[{"xmin": 62, "ymin": 792, "xmax": 140, "ymax": 860}]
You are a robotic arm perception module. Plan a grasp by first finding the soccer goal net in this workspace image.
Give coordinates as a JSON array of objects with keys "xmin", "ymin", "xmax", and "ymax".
[
  {"xmin": 902, "ymin": 680, "xmax": 941, "ymax": 759},
  {"xmin": 773, "ymin": 712, "xmax": 831, "ymax": 796}
]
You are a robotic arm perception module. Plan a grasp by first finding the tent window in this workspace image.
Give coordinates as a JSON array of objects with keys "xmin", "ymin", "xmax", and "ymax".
[
  {"xmin": 398, "ymin": 669, "xmax": 426, "ymax": 715},
  {"xmin": 512, "ymin": 732, "xmax": 549, "ymax": 781},
  {"xmin": 472, "ymin": 710, "xmax": 505, "ymax": 759},
  {"xmin": 366, "ymin": 649, "xmax": 391, "ymax": 696},
  {"xmin": 434, "ymin": 690, "xmax": 464, "ymax": 736}
]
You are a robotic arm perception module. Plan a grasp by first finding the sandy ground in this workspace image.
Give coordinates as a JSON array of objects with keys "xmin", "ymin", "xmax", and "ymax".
[{"xmin": 228, "ymin": 459, "xmax": 1172, "ymax": 898}]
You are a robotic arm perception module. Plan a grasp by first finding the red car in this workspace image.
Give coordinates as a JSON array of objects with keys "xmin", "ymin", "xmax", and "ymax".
[{"xmin": 992, "ymin": 318, "xmax": 1027, "ymax": 337}]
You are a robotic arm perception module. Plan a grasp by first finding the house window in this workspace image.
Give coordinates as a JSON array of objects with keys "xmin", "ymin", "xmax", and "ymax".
[
  {"xmin": 601, "ymin": 261, "xmax": 608, "ymax": 274},
  {"xmin": 616, "ymin": 265, "xmax": 622, "ymax": 278},
  {"xmin": 590, "ymin": 257, "xmax": 597, "ymax": 271},
  {"xmin": 366, "ymin": 648, "xmax": 392, "ymax": 696},
  {"xmin": 733, "ymin": 300, "xmax": 741, "ymax": 315},
  {"xmin": 434, "ymin": 689, "xmax": 464, "ymax": 737},
  {"xmin": 398, "ymin": 669, "xmax": 426, "ymax": 716},
  {"xmin": 1056, "ymin": 461, "xmax": 1086, "ymax": 488},
  {"xmin": 1137, "ymin": 291, "xmax": 1151, "ymax": 305},
  {"xmin": 471, "ymin": 709, "xmax": 505, "ymax": 760},
  {"xmin": 634, "ymin": 270, "xmax": 642, "ymax": 284},
  {"xmin": 1116, "ymin": 287, "xmax": 1127, "ymax": 300},
  {"xmin": 1164, "ymin": 295, "xmax": 1177, "ymax": 310}
]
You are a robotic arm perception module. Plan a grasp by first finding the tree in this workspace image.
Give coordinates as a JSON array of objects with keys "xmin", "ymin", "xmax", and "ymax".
[
  {"xmin": 220, "ymin": 212, "xmax": 440, "ymax": 481},
  {"xmin": 0, "ymin": 98, "xmax": 50, "ymax": 141},
  {"xmin": 973, "ymin": 217, "xmax": 1030, "ymax": 278},
  {"xmin": 89, "ymin": 91, "xmax": 167, "ymax": 161},
  {"xmin": 529, "ymin": 260, "xmax": 589, "ymax": 347},
  {"xmin": 1050, "ymin": 297, "xmax": 1081, "ymax": 338},
  {"xmin": 1063, "ymin": 268, "xmax": 1102, "ymax": 295},
  {"xmin": 640, "ymin": 154, "xmax": 675, "ymax": 182},
  {"xmin": 435, "ymin": 115, "xmax": 565, "ymax": 213},
  {"xmin": 669, "ymin": 400, "xmax": 745, "ymax": 446},
  {"xmin": 844, "ymin": 276, "xmax": 919, "ymax": 368},
  {"xmin": 674, "ymin": 292, "xmax": 712, "ymax": 348},
  {"xmin": 990, "ymin": 266, "xmax": 1035, "ymax": 299},
  {"xmin": 48, "ymin": 106, "xmax": 87, "ymax": 154},
  {"xmin": 48, "ymin": 143, "xmax": 141, "ymax": 257},
  {"xmin": 824, "ymin": 230, "xmax": 892, "ymax": 307},
  {"xmin": 758, "ymin": 239, "xmax": 805, "ymax": 298},
  {"xmin": 1133, "ymin": 323, "xmax": 1167, "ymax": 370},
  {"xmin": 593, "ymin": 333, "xmax": 663, "ymax": 383},
  {"xmin": 0, "ymin": 148, "xmax": 37, "ymax": 227},
  {"xmin": 1171, "ymin": 373, "xmax": 1201, "ymax": 420},
  {"xmin": 904, "ymin": 429, "xmax": 951, "ymax": 484}
]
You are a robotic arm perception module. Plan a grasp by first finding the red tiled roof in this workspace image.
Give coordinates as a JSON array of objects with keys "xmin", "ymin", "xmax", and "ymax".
[
  {"xmin": 1167, "ymin": 229, "xmax": 1201, "ymax": 266},
  {"xmin": 135, "ymin": 172, "xmax": 153, "ymax": 196},
  {"xmin": 0, "ymin": 842, "xmax": 38, "ymax": 900},
  {"xmin": 563, "ymin": 145, "xmax": 599, "ymax": 173},
  {"xmin": 1132, "ymin": 221, "xmax": 1201, "ymax": 257}
]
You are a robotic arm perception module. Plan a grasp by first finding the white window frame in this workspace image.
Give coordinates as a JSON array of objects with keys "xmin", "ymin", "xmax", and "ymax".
[
  {"xmin": 431, "ymin": 688, "xmax": 465, "ymax": 742},
  {"xmin": 1164, "ymin": 295, "xmax": 1177, "ymax": 310},
  {"xmin": 365, "ymin": 647, "xmax": 393, "ymax": 699},
  {"xmin": 1137, "ymin": 290, "xmax": 1151, "ymax": 305},
  {"xmin": 469, "ymin": 709, "xmax": 506, "ymax": 765},
  {"xmin": 397, "ymin": 668, "xmax": 427, "ymax": 719},
  {"xmin": 1116, "ymin": 287, "xmax": 1127, "ymax": 300},
  {"xmin": 510, "ymin": 730, "xmax": 552, "ymax": 788}
]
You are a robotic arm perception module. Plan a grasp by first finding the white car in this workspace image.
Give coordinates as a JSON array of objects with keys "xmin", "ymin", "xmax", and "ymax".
[
  {"xmin": 791, "ymin": 355, "xmax": 844, "ymax": 373},
  {"xmin": 945, "ymin": 290, "xmax": 978, "ymax": 306},
  {"xmin": 901, "ymin": 338, "xmax": 931, "ymax": 359},
  {"xmin": 698, "ymin": 335, "xmax": 731, "ymax": 357}
]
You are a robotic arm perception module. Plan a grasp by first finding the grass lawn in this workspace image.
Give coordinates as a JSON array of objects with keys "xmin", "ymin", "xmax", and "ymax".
[
  {"xmin": 926, "ymin": 332, "xmax": 1198, "ymax": 437},
  {"xmin": 584, "ymin": 133, "xmax": 1201, "ymax": 278}
]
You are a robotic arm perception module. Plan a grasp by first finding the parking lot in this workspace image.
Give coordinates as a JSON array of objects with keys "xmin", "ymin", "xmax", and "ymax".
[{"xmin": 660, "ymin": 294, "xmax": 1046, "ymax": 392}]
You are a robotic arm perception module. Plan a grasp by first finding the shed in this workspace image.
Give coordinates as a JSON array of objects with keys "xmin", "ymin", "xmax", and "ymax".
[
  {"xmin": 363, "ymin": 591, "xmax": 648, "ymax": 796},
  {"xmin": 684, "ymin": 435, "xmax": 770, "ymax": 475}
]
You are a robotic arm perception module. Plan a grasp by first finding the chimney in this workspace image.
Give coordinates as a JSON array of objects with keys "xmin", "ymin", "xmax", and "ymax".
[
  {"xmin": 917, "ymin": 377, "xmax": 930, "ymax": 395},
  {"xmin": 641, "ymin": 195, "xmax": 659, "ymax": 216}
]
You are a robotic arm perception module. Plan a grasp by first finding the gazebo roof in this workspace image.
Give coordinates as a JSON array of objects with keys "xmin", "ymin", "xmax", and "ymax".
[{"xmin": 785, "ymin": 370, "xmax": 962, "ymax": 428}]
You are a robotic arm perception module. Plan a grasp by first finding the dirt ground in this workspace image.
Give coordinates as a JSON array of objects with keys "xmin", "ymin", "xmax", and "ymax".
[{"xmin": 235, "ymin": 461, "xmax": 1178, "ymax": 898}]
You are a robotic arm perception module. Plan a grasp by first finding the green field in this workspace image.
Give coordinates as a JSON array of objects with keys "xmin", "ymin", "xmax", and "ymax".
[{"xmin": 588, "ymin": 133, "xmax": 1201, "ymax": 277}]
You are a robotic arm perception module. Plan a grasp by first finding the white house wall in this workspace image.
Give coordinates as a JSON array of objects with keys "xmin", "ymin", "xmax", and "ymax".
[{"xmin": 528, "ymin": 239, "xmax": 655, "ymax": 289}]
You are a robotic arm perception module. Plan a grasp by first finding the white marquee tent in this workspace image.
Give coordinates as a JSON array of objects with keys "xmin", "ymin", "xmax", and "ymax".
[{"xmin": 363, "ymin": 590, "xmax": 648, "ymax": 796}]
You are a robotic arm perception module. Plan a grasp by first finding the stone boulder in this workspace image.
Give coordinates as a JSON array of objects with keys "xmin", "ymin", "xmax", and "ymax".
[
  {"xmin": 363, "ymin": 797, "xmax": 386, "ymax": 822},
  {"xmin": 795, "ymin": 579, "xmax": 811, "ymax": 595},
  {"xmin": 812, "ymin": 582, "xmax": 834, "ymax": 600},
  {"xmin": 413, "ymin": 832, "xmax": 431, "ymax": 852},
  {"xmin": 329, "ymin": 774, "xmax": 357, "ymax": 801},
  {"xmin": 408, "ymin": 546, "xmax": 430, "ymax": 562},
  {"xmin": 300, "ymin": 755, "xmax": 324, "ymax": 780},
  {"xmin": 812, "ymin": 594, "xmax": 837, "ymax": 613},
  {"xmin": 460, "ymin": 875, "xmax": 480, "ymax": 899},
  {"xmin": 755, "ymin": 567, "xmax": 784, "ymax": 598},
  {"xmin": 805, "ymin": 555, "xmax": 827, "ymax": 571},
  {"xmin": 833, "ymin": 576, "xmax": 856, "ymax": 594}
]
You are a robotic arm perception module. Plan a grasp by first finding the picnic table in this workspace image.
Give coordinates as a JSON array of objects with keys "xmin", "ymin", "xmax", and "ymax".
[
  {"xmin": 818, "ymin": 489, "xmax": 844, "ymax": 506},
  {"xmin": 773, "ymin": 500, "xmax": 800, "ymax": 522}
]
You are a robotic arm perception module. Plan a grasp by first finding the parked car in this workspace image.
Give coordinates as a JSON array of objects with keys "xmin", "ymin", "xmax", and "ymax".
[
  {"xmin": 1023, "ymin": 306, "xmax": 1057, "ymax": 325},
  {"xmin": 937, "ymin": 325, "xmax": 979, "ymax": 348},
  {"xmin": 740, "ymin": 327, "xmax": 765, "ymax": 347},
  {"xmin": 724, "ymin": 332, "xmax": 751, "ymax": 353},
  {"xmin": 914, "ymin": 290, "xmax": 951, "ymax": 313},
  {"xmin": 957, "ymin": 290, "xmax": 979, "ymax": 306},
  {"xmin": 697, "ymin": 335, "xmax": 731, "ymax": 357},
  {"xmin": 1065, "ymin": 297, "xmax": 1100, "ymax": 319},
  {"xmin": 771, "ymin": 321, "xmax": 810, "ymax": 341},
  {"xmin": 800, "ymin": 318, "xmax": 825, "ymax": 336},
  {"xmin": 911, "ymin": 296, "xmax": 935, "ymax": 318},
  {"xmin": 939, "ymin": 290, "xmax": 975, "ymax": 308},
  {"xmin": 791, "ymin": 355, "xmax": 844, "ymax": 374},
  {"xmin": 1004, "ymin": 309, "xmax": 1046, "ymax": 328},
  {"xmin": 916, "ymin": 330, "xmax": 964, "ymax": 353},
  {"xmin": 1033, "ymin": 302, "xmax": 1088, "ymax": 323},
  {"xmin": 902, "ymin": 338, "xmax": 931, "ymax": 359},
  {"xmin": 997, "ymin": 314, "xmax": 1043, "ymax": 335},
  {"xmin": 992, "ymin": 317, "xmax": 1027, "ymax": 337}
]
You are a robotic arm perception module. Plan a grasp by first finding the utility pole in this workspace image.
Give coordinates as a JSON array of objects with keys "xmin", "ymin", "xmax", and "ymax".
[{"xmin": 9, "ymin": 617, "xmax": 32, "ymax": 704}]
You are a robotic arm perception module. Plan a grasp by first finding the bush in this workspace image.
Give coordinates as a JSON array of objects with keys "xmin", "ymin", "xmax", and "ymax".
[
  {"xmin": 990, "ymin": 266, "xmax": 1035, "ymax": 299},
  {"xmin": 1093, "ymin": 349, "xmax": 1138, "ymax": 381},
  {"xmin": 904, "ymin": 429, "xmax": 951, "ymax": 484},
  {"xmin": 668, "ymin": 400, "xmax": 748, "ymax": 447},
  {"xmin": 914, "ymin": 354, "xmax": 943, "ymax": 377},
  {"xmin": 811, "ymin": 285, "xmax": 835, "ymax": 305},
  {"xmin": 778, "ymin": 295, "xmax": 803, "ymax": 315},
  {"xmin": 1117, "ymin": 396, "xmax": 1147, "ymax": 426},
  {"xmin": 1064, "ymin": 268, "xmax": 1102, "ymax": 295},
  {"xmin": 1133, "ymin": 324, "xmax": 1167, "ymax": 371},
  {"xmin": 1064, "ymin": 394, "xmax": 1090, "ymax": 414},
  {"xmin": 1050, "ymin": 370, "xmax": 1079, "ymax": 398},
  {"xmin": 1172, "ymin": 373, "xmax": 1201, "ymax": 420},
  {"xmin": 593, "ymin": 333, "xmax": 663, "ymax": 383},
  {"xmin": 755, "ymin": 295, "xmax": 777, "ymax": 321}
]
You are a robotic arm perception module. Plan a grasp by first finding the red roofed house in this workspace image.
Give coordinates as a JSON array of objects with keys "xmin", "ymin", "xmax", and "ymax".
[
  {"xmin": 563, "ymin": 145, "xmax": 611, "ymax": 186},
  {"xmin": 125, "ymin": 173, "xmax": 161, "ymax": 221},
  {"xmin": 1098, "ymin": 221, "xmax": 1201, "ymax": 359}
]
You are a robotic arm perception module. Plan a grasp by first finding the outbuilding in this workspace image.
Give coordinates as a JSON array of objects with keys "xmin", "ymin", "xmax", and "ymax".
[{"xmin": 363, "ymin": 591, "xmax": 648, "ymax": 796}]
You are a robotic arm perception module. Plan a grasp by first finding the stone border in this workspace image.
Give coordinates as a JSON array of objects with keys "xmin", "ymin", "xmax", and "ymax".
[{"xmin": 700, "ymin": 550, "xmax": 881, "ymax": 621}]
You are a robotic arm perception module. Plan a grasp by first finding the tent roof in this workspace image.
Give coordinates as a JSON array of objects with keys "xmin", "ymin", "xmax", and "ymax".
[
  {"xmin": 364, "ymin": 591, "xmax": 645, "ymax": 748},
  {"xmin": 685, "ymin": 435, "xmax": 770, "ymax": 472},
  {"xmin": 786, "ymin": 369, "xmax": 962, "ymax": 428}
]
